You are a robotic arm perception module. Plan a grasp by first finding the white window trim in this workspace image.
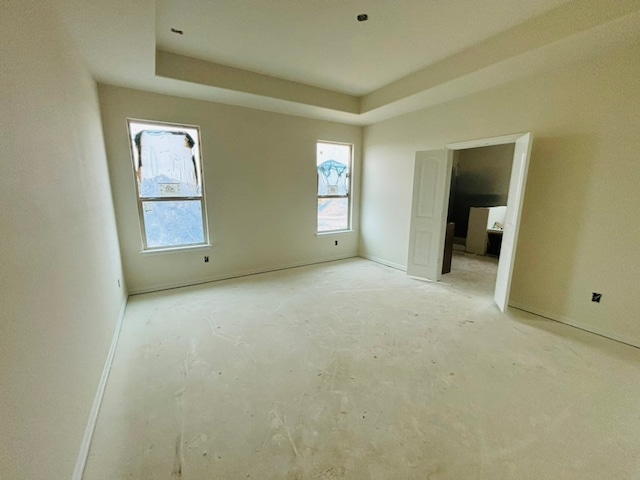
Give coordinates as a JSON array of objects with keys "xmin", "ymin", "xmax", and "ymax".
[
  {"xmin": 127, "ymin": 118, "xmax": 210, "ymax": 252},
  {"xmin": 316, "ymin": 229, "xmax": 355, "ymax": 237},
  {"xmin": 316, "ymin": 140, "xmax": 353, "ymax": 234},
  {"xmin": 139, "ymin": 243, "xmax": 213, "ymax": 256}
]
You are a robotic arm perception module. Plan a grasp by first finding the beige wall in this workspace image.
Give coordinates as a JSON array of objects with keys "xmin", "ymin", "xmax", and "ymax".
[
  {"xmin": 360, "ymin": 40, "xmax": 640, "ymax": 346},
  {"xmin": 99, "ymin": 85, "xmax": 362, "ymax": 293},
  {"xmin": 451, "ymin": 144, "xmax": 514, "ymax": 239},
  {"xmin": 0, "ymin": 1, "xmax": 125, "ymax": 478},
  {"xmin": 456, "ymin": 145, "xmax": 514, "ymax": 198}
]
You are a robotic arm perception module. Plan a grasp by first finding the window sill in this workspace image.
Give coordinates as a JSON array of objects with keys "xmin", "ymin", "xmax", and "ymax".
[
  {"xmin": 139, "ymin": 243, "xmax": 213, "ymax": 256},
  {"xmin": 316, "ymin": 230, "xmax": 355, "ymax": 236}
]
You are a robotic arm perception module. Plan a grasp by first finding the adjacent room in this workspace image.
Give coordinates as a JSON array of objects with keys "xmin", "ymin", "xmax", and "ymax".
[
  {"xmin": 448, "ymin": 145, "xmax": 514, "ymax": 256},
  {"xmin": 2, "ymin": 0, "xmax": 640, "ymax": 479}
]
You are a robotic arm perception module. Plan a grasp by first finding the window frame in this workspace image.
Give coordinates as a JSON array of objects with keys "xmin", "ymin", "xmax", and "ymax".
[
  {"xmin": 316, "ymin": 140, "xmax": 353, "ymax": 234},
  {"xmin": 126, "ymin": 118, "xmax": 210, "ymax": 252}
]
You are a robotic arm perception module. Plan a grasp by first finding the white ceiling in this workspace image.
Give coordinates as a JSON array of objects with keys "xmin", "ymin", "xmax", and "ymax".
[
  {"xmin": 156, "ymin": 0, "xmax": 571, "ymax": 96},
  {"xmin": 54, "ymin": 0, "xmax": 640, "ymax": 125}
]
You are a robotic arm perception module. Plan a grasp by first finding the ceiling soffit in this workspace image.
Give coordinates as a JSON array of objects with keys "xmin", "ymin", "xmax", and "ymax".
[
  {"xmin": 154, "ymin": 0, "xmax": 640, "ymax": 122},
  {"xmin": 55, "ymin": 0, "xmax": 640, "ymax": 125}
]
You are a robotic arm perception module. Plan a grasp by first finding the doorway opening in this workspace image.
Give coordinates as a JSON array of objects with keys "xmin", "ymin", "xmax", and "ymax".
[
  {"xmin": 407, "ymin": 133, "xmax": 532, "ymax": 312},
  {"xmin": 443, "ymin": 143, "xmax": 514, "ymax": 280}
]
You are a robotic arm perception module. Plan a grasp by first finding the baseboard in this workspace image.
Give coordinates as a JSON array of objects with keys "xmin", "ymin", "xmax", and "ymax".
[
  {"xmin": 358, "ymin": 253, "xmax": 407, "ymax": 272},
  {"xmin": 129, "ymin": 254, "xmax": 359, "ymax": 295},
  {"xmin": 509, "ymin": 302, "xmax": 640, "ymax": 350},
  {"xmin": 72, "ymin": 294, "xmax": 128, "ymax": 480}
]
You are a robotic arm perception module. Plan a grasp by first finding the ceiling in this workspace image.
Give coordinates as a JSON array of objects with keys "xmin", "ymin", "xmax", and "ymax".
[
  {"xmin": 55, "ymin": 0, "xmax": 640, "ymax": 125},
  {"xmin": 156, "ymin": 0, "xmax": 572, "ymax": 96}
]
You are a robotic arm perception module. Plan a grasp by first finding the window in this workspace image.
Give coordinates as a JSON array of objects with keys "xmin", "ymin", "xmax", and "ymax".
[
  {"xmin": 317, "ymin": 141, "xmax": 352, "ymax": 233},
  {"xmin": 127, "ymin": 119, "xmax": 208, "ymax": 250}
]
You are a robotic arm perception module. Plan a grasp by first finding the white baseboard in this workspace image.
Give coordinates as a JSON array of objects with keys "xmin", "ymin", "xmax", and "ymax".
[
  {"xmin": 358, "ymin": 254, "xmax": 407, "ymax": 272},
  {"xmin": 509, "ymin": 302, "xmax": 640, "ymax": 350},
  {"xmin": 72, "ymin": 295, "xmax": 128, "ymax": 480},
  {"xmin": 129, "ymin": 254, "xmax": 359, "ymax": 295}
]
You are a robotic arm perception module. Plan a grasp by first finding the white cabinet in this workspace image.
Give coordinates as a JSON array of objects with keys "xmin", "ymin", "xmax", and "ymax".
[{"xmin": 466, "ymin": 206, "xmax": 506, "ymax": 255}]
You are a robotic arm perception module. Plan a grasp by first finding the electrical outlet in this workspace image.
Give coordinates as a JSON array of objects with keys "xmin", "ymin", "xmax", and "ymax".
[
  {"xmin": 204, "ymin": 256, "xmax": 209, "ymax": 263},
  {"xmin": 592, "ymin": 292, "xmax": 602, "ymax": 303}
]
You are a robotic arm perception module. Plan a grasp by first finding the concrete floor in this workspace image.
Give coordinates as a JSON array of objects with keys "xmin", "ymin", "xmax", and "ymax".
[{"xmin": 84, "ymin": 253, "xmax": 640, "ymax": 479}]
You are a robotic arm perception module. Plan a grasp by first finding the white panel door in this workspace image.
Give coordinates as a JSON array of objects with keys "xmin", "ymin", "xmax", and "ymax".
[
  {"xmin": 494, "ymin": 133, "xmax": 533, "ymax": 311},
  {"xmin": 407, "ymin": 149, "xmax": 453, "ymax": 281}
]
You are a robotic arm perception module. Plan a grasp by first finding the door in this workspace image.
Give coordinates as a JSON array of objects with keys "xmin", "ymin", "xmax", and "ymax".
[
  {"xmin": 493, "ymin": 133, "xmax": 533, "ymax": 311},
  {"xmin": 407, "ymin": 149, "xmax": 453, "ymax": 281}
]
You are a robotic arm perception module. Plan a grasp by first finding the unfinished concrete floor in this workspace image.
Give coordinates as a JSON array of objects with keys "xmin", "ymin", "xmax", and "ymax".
[{"xmin": 84, "ymin": 253, "xmax": 640, "ymax": 479}]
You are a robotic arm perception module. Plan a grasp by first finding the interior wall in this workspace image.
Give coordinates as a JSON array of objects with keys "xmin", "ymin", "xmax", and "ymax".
[
  {"xmin": 98, "ymin": 85, "xmax": 362, "ymax": 293},
  {"xmin": 0, "ymin": 2, "xmax": 126, "ymax": 478},
  {"xmin": 449, "ymin": 144, "xmax": 514, "ymax": 239},
  {"xmin": 359, "ymin": 40, "xmax": 640, "ymax": 346}
]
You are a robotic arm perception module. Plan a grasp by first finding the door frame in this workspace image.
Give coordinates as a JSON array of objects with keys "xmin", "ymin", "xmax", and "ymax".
[
  {"xmin": 446, "ymin": 132, "xmax": 533, "ymax": 311},
  {"xmin": 446, "ymin": 133, "xmax": 527, "ymax": 152}
]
